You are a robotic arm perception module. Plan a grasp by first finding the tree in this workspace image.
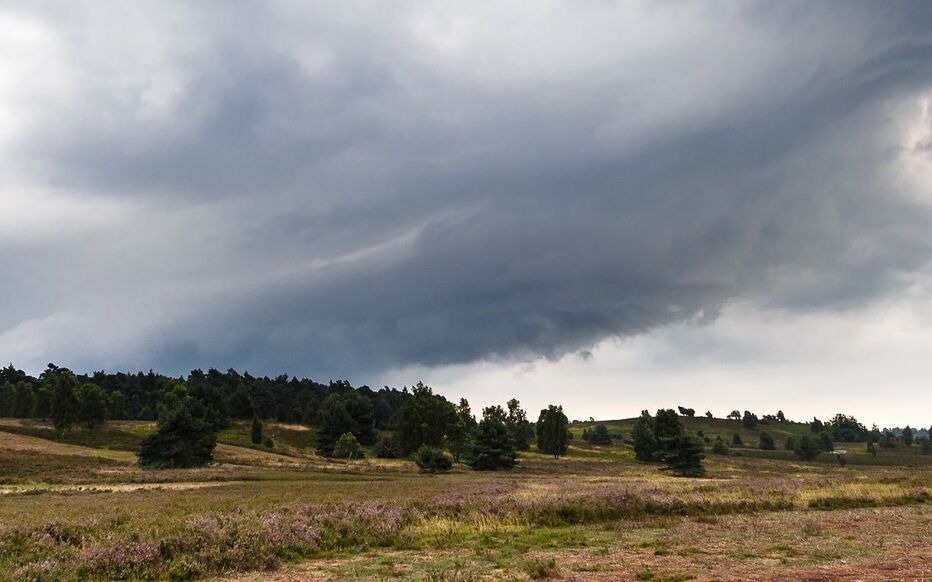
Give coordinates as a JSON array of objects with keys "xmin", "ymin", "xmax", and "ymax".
[
  {"xmin": 588, "ymin": 424, "xmax": 613, "ymax": 445},
  {"xmin": 332, "ymin": 432, "xmax": 365, "ymax": 459},
  {"xmin": 456, "ymin": 398, "xmax": 477, "ymax": 430},
  {"xmin": 776, "ymin": 410, "xmax": 786, "ymax": 423},
  {"xmin": 902, "ymin": 425, "xmax": 914, "ymax": 446},
  {"xmin": 50, "ymin": 372, "xmax": 80, "ymax": 432},
  {"xmin": 138, "ymin": 388, "xmax": 216, "ymax": 469},
  {"xmin": 536, "ymin": 405, "xmax": 570, "ymax": 457},
  {"xmin": 866, "ymin": 440, "xmax": 877, "ymax": 457},
  {"xmin": 654, "ymin": 409, "xmax": 684, "ymax": 454},
  {"xmin": 464, "ymin": 417, "xmax": 516, "ymax": 470},
  {"xmin": 810, "ymin": 417, "xmax": 824, "ymax": 433},
  {"xmin": 828, "ymin": 413, "xmax": 867, "ymax": 442},
  {"xmin": 677, "ymin": 406, "xmax": 695, "ymax": 417},
  {"xmin": 660, "ymin": 434, "xmax": 705, "ymax": 477},
  {"xmin": 33, "ymin": 386, "xmax": 51, "ymax": 420},
  {"xmin": 0, "ymin": 383, "xmax": 14, "ymax": 417},
  {"xmin": 76, "ymin": 383, "xmax": 109, "ymax": 429},
  {"xmin": 794, "ymin": 435, "xmax": 822, "ymax": 461},
  {"xmin": 315, "ymin": 391, "xmax": 377, "ymax": 457},
  {"xmin": 396, "ymin": 382, "xmax": 456, "ymax": 455},
  {"xmin": 633, "ymin": 411, "xmax": 658, "ymax": 461},
  {"xmin": 742, "ymin": 411, "xmax": 758, "ymax": 429},
  {"xmin": 879, "ymin": 430, "xmax": 897, "ymax": 448},
  {"xmin": 251, "ymin": 414, "xmax": 263, "ymax": 445},
  {"xmin": 731, "ymin": 433, "xmax": 743, "ymax": 446},
  {"xmin": 727, "ymin": 410, "xmax": 741, "ymax": 421},
  {"xmin": 373, "ymin": 434, "xmax": 402, "ymax": 459},
  {"xmin": 444, "ymin": 413, "xmax": 469, "ymax": 462},
  {"xmin": 758, "ymin": 432, "xmax": 775, "ymax": 450},
  {"xmin": 712, "ymin": 435, "xmax": 729, "ymax": 455},
  {"xmin": 919, "ymin": 437, "xmax": 931, "ymax": 456},
  {"xmin": 505, "ymin": 398, "xmax": 534, "ymax": 451},
  {"xmin": 705, "ymin": 411, "xmax": 713, "ymax": 419},
  {"xmin": 13, "ymin": 382, "xmax": 35, "ymax": 418},
  {"xmin": 415, "ymin": 445, "xmax": 452, "ymax": 473}
]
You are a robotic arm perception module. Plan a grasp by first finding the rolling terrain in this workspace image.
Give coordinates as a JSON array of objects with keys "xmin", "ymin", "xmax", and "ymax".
[{"xmin": 0, "ymin": 417, "xmax": 929, "ymax": 580}]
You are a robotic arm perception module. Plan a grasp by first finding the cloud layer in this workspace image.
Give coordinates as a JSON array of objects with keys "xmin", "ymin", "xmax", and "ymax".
[{"xmin": 2, "ymin": 2, "xmax": 932, "ymax": 387}]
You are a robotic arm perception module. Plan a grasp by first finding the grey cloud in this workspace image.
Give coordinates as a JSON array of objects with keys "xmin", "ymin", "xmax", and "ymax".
[{"xmin": 2, "ymin": 2, "xmax": 932, "ymax": 379}]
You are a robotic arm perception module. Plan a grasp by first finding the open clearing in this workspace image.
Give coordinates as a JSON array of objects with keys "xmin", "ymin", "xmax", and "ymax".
[{"xmin": 0, "ymin": 419, "xmax": 929, "ymax": 581}]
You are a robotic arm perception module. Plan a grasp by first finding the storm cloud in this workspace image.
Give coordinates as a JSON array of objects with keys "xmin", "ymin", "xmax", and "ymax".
[{"xmin": 2, "ymin": 1, "xmax": 932, "ymax": 382}]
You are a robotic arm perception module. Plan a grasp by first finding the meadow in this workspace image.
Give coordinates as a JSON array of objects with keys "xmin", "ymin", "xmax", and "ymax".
[{"xmin": 0, "ymin": 417, "xmax": 929, "ymax": 581}]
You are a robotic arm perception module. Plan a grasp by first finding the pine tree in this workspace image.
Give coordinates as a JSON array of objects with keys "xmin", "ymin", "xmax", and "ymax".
[
  {"xmin": 138, "ymin": 392, "xmax": 216, "ymax": 469},
  {"xmin": 50, "ymin": 373, "xmax": 80, "ymax": 432},
  {"xmin": 464, "ymin": 417, "xmax": 516, "ymax": 470},
  {"xmin": 251, "ymin": 414, "xmax": 263, "ymax": 445},
  {"xmin": 633, "ymin": 410, "xmax": 657, "ymax": 461},
  {"xmin": 758, "ymin": 432, "xmax": 775, "ymax": 450},
  {"xmin": 661, "ymin": 434, "xmax": 705, "ymax": 477},
  {"xmin": 712, "ymin": 435, "xmax": 729, "ymax": 455}
]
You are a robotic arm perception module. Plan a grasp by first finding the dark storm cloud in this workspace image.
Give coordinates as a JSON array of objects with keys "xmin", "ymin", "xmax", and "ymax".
[{"xmin": 2, "ymin": 1, "xmax": 932, "ymax": 378}]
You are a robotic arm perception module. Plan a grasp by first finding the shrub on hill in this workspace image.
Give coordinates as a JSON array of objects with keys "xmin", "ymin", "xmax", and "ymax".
[
  {"xmin": 712, "ymin": 435, "xmax": 729, "ymax": 455},
  {"xmin": 918, "ymin": 437, "xmax": 931, "ymax": 455},
  {"xmin": 759, "ymin": 432, "xmax": 776, "ymax": 450},
  {"xmin": 785, "ymin": 436, "xmax": 796, "ymax": 451},
  {"xmin": 373, "ymin": 434, "xmax": 402, "ymax": 458},
  {"xmin": 586, "ymin": 424, "xmax": 613, "ymax": 445},
  {"xmin": 332, "ymin": 432, "xmax": 365, "ymax": 459},
  {"xmin": 415, "ymin": 445, "xmax": 453, "ymax": 473},
  {"xmin": 794, "ymin": 435, "xmax": 822, "ymax": 461},
  {"xmin": 731, "ymin": 433, "xmax": 743, "ymax": 446},
  {"xmin": 742, "ymin": 411, "xmax": 758, "ymax": 428}
]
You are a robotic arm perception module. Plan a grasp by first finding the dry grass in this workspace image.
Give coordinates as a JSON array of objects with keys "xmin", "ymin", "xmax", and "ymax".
[{"xmin": 0, "ymin": 420, "xmax": 928, "ymax": 580}]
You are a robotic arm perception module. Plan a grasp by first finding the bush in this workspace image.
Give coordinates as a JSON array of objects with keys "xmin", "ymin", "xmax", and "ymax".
[
  {"xmin": 794, "ymin": 435, "xmax": 822, "ymax": 461},
  {"xmin": 414, "ymin": 445, "xmax": 453, "ymax": 473},
  {"xmin": 712, "ymin": 435, "xmax": 729, "ymax": 455},
  {"xmin": 731, "ymin": 433, "xmax": 743, "ymax": 446},
  {"xmin": 373, "ymin": 434, "xmax": 402, "ymax": 458},
  {"xmin": 587, "ymin": 424, "xmax": 613, "ymax": 445},
  {"xmin": 919, "ymin": 437, "xmax": 931, "ymax": 455},
  {"xmin": 818, "ymin": 432, "xmax": 834, "ymax": 452},
  {"xmin": 784, "ymin": 436, "xmax": 796, "ymax": 451},
  {"xmin": 263, "ymin": 437, "xmax": 274, "ymax": 448},
  {"xmin": 332, "ymin": 432, "xmax": 365, "ymax": 460},
  {"xmin": 759, "ymin": 432, "xmax": 775, "ymax": 450}
]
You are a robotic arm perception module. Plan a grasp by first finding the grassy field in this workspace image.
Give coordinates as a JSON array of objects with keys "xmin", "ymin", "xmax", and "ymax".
[{"xmin": 0, "ymin": 418, "xmax": 929, "ymax": 581}]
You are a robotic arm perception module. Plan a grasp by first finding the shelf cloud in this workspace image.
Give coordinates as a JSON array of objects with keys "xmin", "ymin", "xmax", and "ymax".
[{"xmin": 2, "ymin": 1, "xmax": 932, "ymax": 401}]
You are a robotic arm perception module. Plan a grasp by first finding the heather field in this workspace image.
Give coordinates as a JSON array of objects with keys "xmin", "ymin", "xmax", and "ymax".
[{"xmin": 0, "ymin": 419, "xmax": 929, "ymax": 581}]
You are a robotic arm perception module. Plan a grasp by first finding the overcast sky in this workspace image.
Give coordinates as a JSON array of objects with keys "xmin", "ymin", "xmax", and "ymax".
[{"xmin": 1, "ymin": 2, "xmax": 931, "ymax": 426}]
